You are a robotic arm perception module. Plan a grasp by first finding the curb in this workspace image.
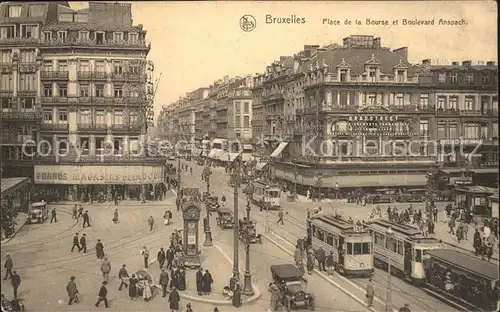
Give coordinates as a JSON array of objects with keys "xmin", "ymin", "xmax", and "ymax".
[
  {"xmin": 1, "ymin": 215, "xmax": 28, "ymax": 244},
  {"xmin": 261, "ymin": 231, "xmax": 398, "ymax": 312}
]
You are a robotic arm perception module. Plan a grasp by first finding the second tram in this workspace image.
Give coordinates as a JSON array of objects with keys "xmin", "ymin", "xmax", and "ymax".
[{"xmin": 251, "ymin": 179, "xmax": 281, "ymax": 210}]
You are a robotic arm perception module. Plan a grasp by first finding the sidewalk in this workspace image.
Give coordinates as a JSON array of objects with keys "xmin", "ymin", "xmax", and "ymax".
[
  {"xmin": 49, "ymin": 199, "xmax": 174, "ymax": 206},
  {"xmin": 1, "ymin": 212, "xmax": 28, "ymax": 243}
]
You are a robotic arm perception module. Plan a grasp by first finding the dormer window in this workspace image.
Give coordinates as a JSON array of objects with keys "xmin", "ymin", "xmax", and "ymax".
[
  {"xmin": 79, "ymin": 31, "xmax": 89, "ymax": 41},
  {"xmin": 21, "ymin": 25, "xmax": 37, "ymax": 39},
  {"xmin": 95, "ymin": 32, "xmax": 104, "ymax": 44},
  {"xmin": 466, "ymin": 74, "xmax": 474, "ymax": 84},
  {"xmin": 449, "ymin": 73, "xmax": 458, "ymax": 84},
  {"xmin": 396, "ymin": 70, "xmax": 405, "ymax": 83},
  {"xmin": 129, "ymin": 32, "xmax": 138, "ymax": 43},
  {"xmin": 43, "ymin": 31, "xmax": 52, "ymax": 42},
  {"xmin": 113, "ymin": 32, "xmax": 123, "ymax": 43},
  {"xmin": 5, "ymin": 5, "xmax": 22, "ymax": 18},
  {"xmin": 57, "ymin": 31, "xmax": 67, "ymax": 42},
  {"xmin": 438, "ymin": 73, "xmax": 446, "ymax": 84}
]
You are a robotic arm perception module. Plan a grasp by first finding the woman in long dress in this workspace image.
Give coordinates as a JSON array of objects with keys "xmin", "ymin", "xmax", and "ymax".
[
  {"xmin": 177, "ymin": 268, "xmax": 186, "ymax": 291},
  {"xmin": 168, "ymin": 287, "xmax": 180, "ymax": 312},
  {"xmin": 95, "ymin": 239, "xmax": 105, "ymax": 259},
  {"xmin": 128, "ymin": 274, "xmax": 138, "ymax": 299},
  {"xmin": 113, "ymin": 209, "xmax": 119, "ymax": 224},
  {"xmin": 143, "ymin": 280, "xmax": 153, "ymax": 301},
  {"xmin": 170, "ymin": 267, "xmax": 179, "ymax": 289}
]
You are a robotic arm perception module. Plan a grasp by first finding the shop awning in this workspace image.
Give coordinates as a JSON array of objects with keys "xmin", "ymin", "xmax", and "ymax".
[
  {"xmin": 256, "ymin": 162, "xmax": 268, "ymax": 170},
  {"xmin": 439, "ymin": 168, "xmax": 465, "ymax": 174},
  {"xmin": 242, "ymin": 153, "xmax": 254, "ymax": 162},
  {"xmin": 208, "ymin": 149, "xmax": 224, "ymax": 159},
  {"xmin": 219, "ymin": 152, "xmax": 241, "ymax": 162},
  {"xmin": 1, "ymin": 177, "xmax": 31, "ymax": 195},
  {"xmin": 470, "ymin": 168, "xmax": 498, "ymax": 174},
  {"xmin": 299, "ymin": 174, "xmax": 428, "ymax": 188},
  {"xmin": 212, "ymin": 138, "xmax": 226, "ymax": 145},
  {"xmin": 270, "ymin": 142, "xmax": 289, "ymax": 158}
]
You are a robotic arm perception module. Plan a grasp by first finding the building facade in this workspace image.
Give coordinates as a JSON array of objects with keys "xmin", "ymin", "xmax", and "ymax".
[{"xmin": 1, "ymin": 1, "xmax": 164, "ymax": 200}]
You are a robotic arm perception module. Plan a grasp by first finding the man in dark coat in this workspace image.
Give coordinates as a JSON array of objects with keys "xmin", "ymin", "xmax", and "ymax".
[
  {"xmin": 202, "ymin": 270, "xmax": 213, "ymax": 295},
  {"xmin": 315, "ymin": 246, "xmax": 326, "ymax": 271},
  {"xmin": 195, "ymin": 268, "xmax": 204, "ymax": 295},
  {"xmin": 168, "ymin": 286, "xmax": 180, "ymax": 311},
  {"xmin": 11, "ymin": 271, "xmax": 21, "ymax": 298},
  {"xmin": 170, "ymin": 267, "xmax": 179, "ymax": 289},
  {"xmin": 66, "ymin": 276, "xmax": 79, "ymax": 305},
  {"xmin": 95, "ymin": 281, "xmax": 109, "ymax": 308},
  {"xmin": 71, "ymin": 233, "xmax": 81, "ymax": 252},
  {"xmin": 80, "ymin": 234, "xmax": 87, "ymax": 253},
  {"xmin": 159, "ymin": 269, "xmax": 170, "ymax": 297},
  {"xmin": 95, "ymin": 239, "xmax": 105, "ymax": 259},
  {"xmin": 473, "ymin": 229, "xmax": 482, "ymax": 256},
  {"xmin": 77, "ymin": 205, "xmax": 84, "ymax": 218},
  {"xmin": 50, "ymin": 208, "xmax": 57, "ymax": 223},
  {"xmin": 166, "ymin": 247, "xmax": 175, "ymax": 270},
  {"xmin": 82, "ymin": 210, "xmax": 91, "ymax": 228},
  {"xmin": 157, "ymin": 247, "xmax": 166, "ymax": 269},
  {"xmin": 232, "ymin": 283, "xmax": 242, "ymax": 307},
  {"xmin": 3, "ymin": 254, "xmax": 13, "ymax": 280},
  {"xmin": 118, "ymin": 264, "xmax": 129, "ymax": 291}
]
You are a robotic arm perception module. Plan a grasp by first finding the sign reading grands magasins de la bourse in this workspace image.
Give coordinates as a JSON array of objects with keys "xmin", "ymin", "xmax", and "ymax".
[{"xmin": 34, "ymin": 165, "xmax": 164, "ymax": 184}]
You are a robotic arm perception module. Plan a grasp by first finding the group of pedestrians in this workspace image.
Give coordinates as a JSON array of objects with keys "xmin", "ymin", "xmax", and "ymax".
[{"xmin": 3, "ymin": 254, "xmax": 21, "ymax": 299}]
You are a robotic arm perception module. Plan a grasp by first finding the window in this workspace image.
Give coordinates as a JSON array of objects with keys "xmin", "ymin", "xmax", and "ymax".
[
  {"xmin": 419, "ymin": 120, "xmax": 429, "ymax": 137},
  {"xmin": 0, "ymin": 26, "xmax": 15, "ymax": 39},
  {"xmin": 113, "ymin": 62, "xmax": 123, "ymax": 74},
  {"xmin": 79, "ymin": 31, "xmax": 89, "ymax": 41},
  {"xmin": 438, "ymin": 73, "xmax": 446, "ymax": 83},
  {"xmin": 481, "ymin": 125, "xmax": 488, "ymax": 139},
  {"xmin": 57, "ymin": 109, "xmax": 68, "ymax": 122},
  {"xmin": 449, "ymin": 123, "xmax": 458, "ymax": 138},
  {"xmin": 385, "ymin": 237, "xmax": 396, "ymax": 252},
  {"xmin": 347, "ymin": 243, "xmax": 353, "ymax": 255},
  {"xmin": 6, "ymin": 5, "xmax": 22, "ymax": 18},
  {"xmin": 114, "ymin": 88, "xmax": 123, "ymax": 98},
  {"xmin": 437, "ymin": 123, "xmax": 446, "ymax": 139},
  {"xmin": 244, "ymin": 116, "xmax": 250, "ymax": 127},
  {"xmin": 464, "ymin": 124, "xmax": 479, "ymax": 139},
  {"xmin": 1, "ymin": 98, "xmax": 12, "ymax": 109},
  {"xmin": 21, "ymin": 25, "xmax": 37, "ymax": 39},
  {"xmin": 113, "ymin": 111, "xmax": 123, "ymax": 124},
  {"xmin": 21, "ymin": 97, "xmax": 34, "ymax": 109},
  {"xmin": 95, "ymin": 61, "xmax": 105, "ymax": 73},
  {"xmin": 43, "ymin": 31, "xmax": 51, "ymax": 41},
  {"xmin": 58, "ymin": 61, "xmax": 67, "ymax": 72},
  {"xmin": 130, "ymin": 65, "xmax": 139, "ymax": 75},
  {"xmin": 244, "ymin": 102, "xmax": 249, "ymax": 113},
  {"xmin": 43, "ymin": 84, "xmax": 51, "ymax": 97},
  {"xmin": 396, "ymin": 93, "xmax": 404, "ymax": 106},
  {"xmin": 0, "ymin": 73, "xmax": 13, "ymax": 90},
  {"xmin": 396, "ymin": 70, "xmax": 405, "ymax": 82},
  {"xmin": 493, "ymin": 123, "xmax": 498, "ymax": 138},
  {"xmin": 449, "ymin": 73, "xmax": 458, "ymax": 84},
  {"xmin": 58, "ymin": 84, "xmax": 67, "ymax": 97},
  {"xmin": 28, "ymin": 5, "xmax": 44, "ymax": 17},
  {"xmin": 79, "ymin": 136, "xmax": 90, "ymax": 151},
  {"xmin": 96, "ymin": 32, "xmax": 104, "ymax": 44},
  {"xmin": 95, "ymin": 84, "xmax": 104, "ymax": 97},
  {"xmin": 374, "ymin": 232, "xmax": 385, "ymax": 246},
  {"xmin": 57, "ymin": 31, "xmax": 67, "ymax": 42},
  {"xmin": 466, "ymin": 74, "xmax": 474, "ymax": 84},
  {"xmin": 397, "ymin": 241, "xmax": 404, "ymax": 255},
  {"xmin": 129, "ymin": 33, "xmax": 138, "ymax": 43},
  {"xmin": 464, "ymin": 96, "xmax": 474, "ymax": 111},
  {"xmin": 79, "ymin": 110, "xmax": 90, "ymax": 123},
  {"xmin": 113, "ymin": 139, "xmax": 122, "ymax": 154},
  {"xmin": 19, "ymin": 73, "xmax": 36, "ymax": 90},
  {"xmin": 43, "ymin": 61, "xmax": 52, "ymax": 72},
  {"xmin": 1, "ymin": 50, "xmax": 11, "ymax": 63},
  {"xmin": 437, "ymin": 96, "xmax": 445, "ymax": 110},
  {"xmin": 56, "ymin": 138, "xmax": 68, "ymax": 153},
  {"xmin": 80, "ymin": 84, "xmax": 89, "ymax": 97},
  {"xmin": 113, "ymin": 32, "xmax": 123, "ymax": 42},
  {"xmin": 449, "ymin": 96, "xmax": 457, "ymax": 110},
  {"xmin": 95, "ymin": 137, "xmax": 105, "ymax": 150},
  {"xmin": 353, "ymin": 243, "xmax": 371, "ymax": 255},
  {"xmin": 326, "ymin": 233, "xmax": 334, "ymax": 246},
  {"xmin": 43, "ymin": 109, "xmax": 52, "ymax": 122},
  {"xmin": 20, "ymin": 49, "xmax": 36, "ymax": 63},
  {"xmin": 235, "ymin": 101, "xmax": 241, "ymax": 114},
  {"xmin": 235, "ymin": 116, "xmax": 241, "ymax": 127},
  {"xmin": 419, "ymin": 94, "xmax": 429, "ymax": 108},
  {"xmin": 95, "ymin": 110, "xmax": 106, "ymax": 124},
  {"xmin": 79, "ymin": 61, "xmax": 89, "ymax": 72}
]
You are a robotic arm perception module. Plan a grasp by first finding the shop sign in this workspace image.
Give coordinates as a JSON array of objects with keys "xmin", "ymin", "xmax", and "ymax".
[{"xmin": 34, "ymin": 165, "xmax": 164, "ymax": 185}]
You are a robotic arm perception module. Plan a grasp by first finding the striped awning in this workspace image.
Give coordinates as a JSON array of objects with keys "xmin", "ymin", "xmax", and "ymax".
[{"xmin": 208, "ymin": 149, "xmax": 224, "ymax": 159}]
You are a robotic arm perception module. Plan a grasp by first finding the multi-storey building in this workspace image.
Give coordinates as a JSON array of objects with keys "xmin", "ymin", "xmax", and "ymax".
[
  {"xmin": 271, "ymin": 36, "xmax": 438, "ymax": 192},
  {"xmin": 1, "ymin": 1, "xmax": 164, "ymax": 201}
]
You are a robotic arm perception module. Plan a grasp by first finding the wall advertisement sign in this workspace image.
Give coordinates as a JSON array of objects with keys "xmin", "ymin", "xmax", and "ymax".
[{"xmin": 34, "ymin": 165, "xmax": 164, "ymax": 185}]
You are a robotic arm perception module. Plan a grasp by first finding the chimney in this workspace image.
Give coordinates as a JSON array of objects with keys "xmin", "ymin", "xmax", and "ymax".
[
  {"xmin": 223, "ymin": 75, "xmax": 229, "ymax": 83},
  {"xmin": 462, "ymin": 60, "xmax": 472, "ymax": 67},
  {"xmin": 486, "ymin": 61, "xmax": 495, "ymax": 66},
  {"xmin": 452, "ymin": 61, "xmax": 459, "ymax": 66},
  {"xmin": 373, "ymin": 37, "xmax": 381, "ymax": 48},
  {"xmin": 303, "ymin": 45, "xmax": 320, "ymax": 58},
  {"xmin": 393, "ymin": 47, "xmax": 408, "ymax": 61}
]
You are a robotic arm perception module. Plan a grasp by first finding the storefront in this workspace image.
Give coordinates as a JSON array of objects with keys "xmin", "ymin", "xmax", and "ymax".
[
  {"xmin": 489, "ymin": 193, "xmax": 499, "ymax": 219},
  {"xmin": 454, "ymin": 185, "xmax": 497, "ymax": 216},
  {"xmin": 1, "ymin": 177, "xmax": 32, "ymax": 213},
  {"xmin": 34, "ymin": 164, "xmax": 165, "ymax": 201}
]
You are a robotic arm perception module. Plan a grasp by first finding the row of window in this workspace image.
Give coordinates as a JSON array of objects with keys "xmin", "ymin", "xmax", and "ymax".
[
  {"xmin": 0, "ymin": 97, "xmax": 35, "ymax": 109},
  {"xmin": 38, "ymin": 137, "xmax": 140, "ymax": 154},
  {"xmin": 311, "ymin": 224, "xmax": 371, "ymax": 255},
  {"xmin": 4, "ymin": 4, "xmax": 44, "ymax": 18},
  {"xmin": 234, "ymin": 101, "xmax": 251, "ymax": 114},
  {"xmin": 234, "ymin": 116, "xmax": 251, "ymax": 128},
  {"xmin": 373, "ymin": 232, "xmax": 405, "ymax": 256},
  {"xmin": 437, "ymin": 72, "xmax": 493, "ymax": 84},
  {"xmin": 437, "ymin": 123, "xmax": 498, "ymax": 139},
  {"xmin": 0, "ymin": 49, "xmax": 36, "ymax": 63},
  {"xmin": 42, "ymin": 109, "xmax": 139, "ymax": 124},
  {"xmin": 0, "ymin": 25, "xmax": 39, "ymax": 40}
]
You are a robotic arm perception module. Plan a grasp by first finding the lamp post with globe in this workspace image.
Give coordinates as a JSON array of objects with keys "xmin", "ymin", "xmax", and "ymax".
[
  {"xmin": 202, "ymin": 164, "xmax": 213, "ymax": 246},
  {"xmin": 242, "ymin": 182, "xmax": 255, "ymax": 296},
  {"xmin": 385, "ymin": 227, "xmax": 394, "ymax": 312}
]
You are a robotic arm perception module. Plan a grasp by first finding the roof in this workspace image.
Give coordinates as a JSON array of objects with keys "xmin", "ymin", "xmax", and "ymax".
[
  {"xmin": 429, "ymin": 65, "xmax": 497, "ymax": 71},
  {"xmin": 1, "ymin": 177, "xmax": 31, "ymax": 195},
  {"xmin": 218, "ymin": 208, "xmax": 233, "ymax": 214},
  {"xmin": 455, "ymin": 185, "xmax": 497, "ymax": 194},
  {"xmin": 270, "ymin": 264, "xmax": 303, "ymax": 279},
  {"xmin": 427, "ymin": 249, "xmax": 499, "ymax": 280}
]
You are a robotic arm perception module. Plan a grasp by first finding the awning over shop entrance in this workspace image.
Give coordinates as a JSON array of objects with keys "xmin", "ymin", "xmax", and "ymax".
[
  {"xmin": 242, "ymin": 153, "xmax": 254, "ymax": 162},
  {"xmin": 208, "ymin": 149, "xmax": 224, "ymax": 159},
  {"xmin": 1, "ymin": 177, "xmax": 31, "ymax": 196},
  {"xmin": 219, "ymin": 152, "xmax": 241, "ymax": 162},
  {"xmin": 297, "ymin": 174, "xmax": 428, "ymax": 188},
  {"xmin": 256, "ymin": 162, "xmax": 268, "ymax": 171},
  {"xmin": 270, "ymin": 142, "xmax": 289, "ymax": 158}
]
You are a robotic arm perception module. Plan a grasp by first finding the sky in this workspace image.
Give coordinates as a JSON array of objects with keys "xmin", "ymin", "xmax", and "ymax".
[{"xmin": 69, "ymin": 1, "xmax": 498, "ymax": 117}]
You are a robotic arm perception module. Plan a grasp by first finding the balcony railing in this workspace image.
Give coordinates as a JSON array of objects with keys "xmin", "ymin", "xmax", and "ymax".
[
  {"xmin": 35, "ymin": 154, "xmax": 164, "ymax": 164},
  {"xmin": 40, "ymin": 38, "xmax": 150, "ymax": 50},
  {"xmin": 388, "ymin": 105, "xmax": 436, "ymax": 113},
  {"xmin": 459, "ymin": 110, "xmax": 481, "ymax": 116},
  {"xmin": 42, "ymin": 97, "xmax": 68, "ymax": 103},
  {"xmin": 110, "ymin": 123, "xmax": 144, "ymax": 132},
  {"xmin": 40, "ymin": 123, "xmax": 69, "ymax": 131},
  {"xmin": 77, "ymin": 71, "xmax": 108, "ymax": 80},
  {"xmin": 77, "ymin": 123, "xmax": 108, "ymax": 131},
  {"xmin": 0, "ymin": 37, "xmax": 39, "ymax": 46},
  {"xmin": 0, "ymin": 107, "xmax": 42, "ymax": 120},
  {"xmin": 111, "ymin": 73, "xmax": 127, "ymax": 80},
  {"xmin": 0, "ymin": 134, "xmax": 34, "ymax": 145},
  {"xmin": 41, "ymin": 71, "xmax": 69, "ymax": 79}
]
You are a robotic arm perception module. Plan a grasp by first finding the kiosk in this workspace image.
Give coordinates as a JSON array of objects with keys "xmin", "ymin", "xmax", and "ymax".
[{"xmin": 180, "ymin": 188, "xmax": 202, "ymax": 269}]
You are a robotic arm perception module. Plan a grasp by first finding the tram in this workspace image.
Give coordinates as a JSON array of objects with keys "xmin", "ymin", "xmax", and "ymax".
[
  {"xmin": 251, "ymin": 179, "xmax": 281, "ymax": 210},
  {"xmin": 306, "ymin": 215, "xmax": 374, "ymax": 277},
  {"xmin": 365, "ymin": 219, "xmax": 442, "ymax": 284}
]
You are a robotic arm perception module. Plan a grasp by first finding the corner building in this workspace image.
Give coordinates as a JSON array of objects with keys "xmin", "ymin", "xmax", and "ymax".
[{"xmin": 0, "ymin": 1, "xmax": 164, "ymax": 201}]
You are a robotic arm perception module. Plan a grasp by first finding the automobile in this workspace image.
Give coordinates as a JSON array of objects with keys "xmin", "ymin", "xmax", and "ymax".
[
  {"xmin": 205, "ymin": 195, "xmax": 220, "ymax": 212},
  {"xmin": 238, "ymin": 218, "xmax": 262, "ymax": 244},
  {"xmin": 399, "ymin": 188, "xmax": 428, "ymax": 202},
  {"xmin": 28, "ymin": 201, "xmax": 48, "ymax": 224},
  {"xmin": 168, "ymin": 155, "xmax": 176, "ymax": 161},
  {"xmin": 216, "ymin": 208, "xmax": 234, "ymax": 229},
  {"xmin": 270, "ymin": 264, "xmax": 315, "ymax": 311},
  {"xmin": 366, "ymin": 188, "xmax": 397, "ymax": 204}
]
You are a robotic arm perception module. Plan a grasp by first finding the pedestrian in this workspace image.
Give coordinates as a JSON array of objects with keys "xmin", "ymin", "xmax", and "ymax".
[
  {"xmin": 159, "ymin": 269, "xmax": 170, "ymax": 297},
  {"xmin": 3, "ymin": 254, "xmax": 13, "ymax": 280},
  {"xmin": 462, "ymin": 222, "xmax": 468, "ymax": 240},
  {"xmin": 268, "ymin": 282, "xmax": 280, "ymax": 311},
  {"xmin": 66, "ymin": 276, "xmax": 79, "ymax": 305},
  {"xmin": 113, "ymin": 209, "xmax": 119, "ymax": 224},
  {"xmin": 71, "ymin": 233, "xmax": 81, "ymax": 252},
  {"xmin": 170, "ymin": 266, "xmax": 179, "ymax": 289},
  {"xmin": 95, "ymin": 281, "xmax": 109, "ymax": 308},
  {"xmin": 95, "ymin": 239, "xmax": 105, "ymax": 259},
  {"xmin": 128, "ymin": 274, "xmax": 138, "ymax": 300},
  {"xmin": 315, "ymin": 246, "xmax": 326, "ymax": 271},
  {"xmin": 202, "ymin": 269, "xmax": 213, "ymax": 295},
  {"xmin": 214, "ymin": 308, "xmax": 219, "ymax": 312},
  {"xmin": 186, "ymin": 303, "xmax": 193, "ymax": 312},
  {"xmin": 232, "ymin": 283, "xmax": 242, "ymax": 307},
  {"xmin": 166, "ymin": 247, "xmax": 175, "ymax": 270},
  {"xmin": 473, "ymin": 229, "xmax": 482, "ymax": 256},
  {"xmin": 50, "ymin": 208, "xmax": 57, "ymax": 223},
  {"xmin": 157, "ymin": 247, "xmax": 166, "ymax": 269},
  {"xmin": 306, "ymin": 249, "xmax": 314, "ymax": 274},
  {"xmin": 168, "ymin": 286, "xmax": 180, "ymax": 312},
  {"xmin": 143, "ymin": 280, "xmax": 153, "ymax": 301},
  {"xmin": 11, "ymin": 271, "xmax": 21, "ymax": 298},
  {"xmin": 141, "ymin": 246, "xmax": 150, "ymax": 268},
  {"xmin": 148, "ymin": 216, "xmax": 154, "ymax": 232},
  {"xmin": 118, "ymin": 264, "xmax": 129, "ymax": 291},
  {"xmin": 164, "ymin": 210, "xmax": 170, "ymax": 226},
  {"xmin": 82, "ymin": 210, "xmax": 91, "ymax": 228},
  {"xmin": 399, "ymin": 303, "xmax": 411, "ymax": 312},
  {"xmin": 72, "ymin": 205, "xmax": 78, "ymax": 219},
  {"xmin": 101, "ymin": 257, "xmax": 111, "ymax": 282},
  {"xmin": 77, "ymin": 205, "xmax": 84, "ymax": 218},
  {"xmin": 196, "ymin": 267, "xmax": 204, "ymax": 295},
  {"xmin": 178, "ymin": 267, "xmax": 187, "ymax": 291},
  {"xmin": 326, "ymin": 251, "xmax": 334, "ymax": 275},
  {"xmin": 448, "ymin": 218, "xmax": 455, "ymax": 235},
  {"xmin": 276, "ymin": 209, "xmax": 284, "ymax": 226},
  {"xmin": 365, "ymin": 278, "xmax": 374, "ymax": 307},
  {"xmin": 80, "ymin": 233, "xmax": 87, "ymax": 253}
]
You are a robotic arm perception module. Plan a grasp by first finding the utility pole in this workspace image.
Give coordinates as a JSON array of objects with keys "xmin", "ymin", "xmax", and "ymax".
[
  {"xmin": 242, "ymin": 182, "xmax": 254, "ymax": 296},
  {"xmin": 203, "ymin": 165, "xmax": 213, "ymax": 246},
  {"xmin": 231, "ymin": 157, "xmax": 241, "ymax": 282},
  {"xmin": 177, "ymin": 157, "xmax": 181, "ymax": 195}
]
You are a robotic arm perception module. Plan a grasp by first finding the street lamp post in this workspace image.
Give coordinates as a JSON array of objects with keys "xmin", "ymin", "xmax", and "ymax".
[
  {"xmin": 265, "ymin": 185, "xmax": 270, "ymax": 233},
  {"xmin": 242, "ymin": 183, "xmax": 254, "ymax": 296},
  {"xmin": 177, "ymin": 158, "xmax": 181, "ymax": 194},
  {"xmin": 386, "ymin": 227, "xmax": 394, "ymax": 312},
  {"xmin": 203, "ymin": 165, "xmax": 213, "ymax": 246},
  {"xmin": 231, "ymin": 158, "xmax": 241, "ymax": 282}
]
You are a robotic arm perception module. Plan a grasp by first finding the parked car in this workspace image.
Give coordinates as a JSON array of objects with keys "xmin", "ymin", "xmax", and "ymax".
[
  {"xmin": 270, "ymin": 264, "xmax": 315, "ymax": 311},
  {"xmin": 28, "ymin": 201, "xmax": 48, "ymax": 224}
]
